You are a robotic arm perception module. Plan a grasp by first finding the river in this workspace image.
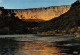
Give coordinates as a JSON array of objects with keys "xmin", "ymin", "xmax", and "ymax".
[{"xmin": 0, "ymin": 35, "xmax": 80, "ymax": 55}]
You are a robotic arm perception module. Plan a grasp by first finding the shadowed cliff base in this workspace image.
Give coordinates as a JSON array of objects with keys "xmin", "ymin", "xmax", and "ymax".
[{"xmin": 22, "ymin": 19, "xmax": 45, "ymax": 22}]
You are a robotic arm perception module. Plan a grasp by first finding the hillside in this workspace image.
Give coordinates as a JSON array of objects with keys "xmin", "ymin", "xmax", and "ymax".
[
  {"xmin": 38, "ymin": 1, "xmax": 80, "ymax": 35},
  {"xmin": 0, "ymin": 5, "xmax": 72, "ymax": 34}
]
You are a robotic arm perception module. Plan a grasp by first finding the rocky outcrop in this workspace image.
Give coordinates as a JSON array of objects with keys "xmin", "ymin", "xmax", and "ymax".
[{"xmin": 7, "ymin": 5, "xmax": 71, "ymax": 21}]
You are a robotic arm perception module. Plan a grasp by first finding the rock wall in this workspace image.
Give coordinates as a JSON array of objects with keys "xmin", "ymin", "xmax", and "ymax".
[{"xmin": 7, "ymin": 5, "xmax": 71, "ymax": 21}]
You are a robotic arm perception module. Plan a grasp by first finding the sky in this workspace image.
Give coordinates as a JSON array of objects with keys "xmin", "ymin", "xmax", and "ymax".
[{"xmin": 0, "ymin": 0, "xmax": 76, "ymax": 9}]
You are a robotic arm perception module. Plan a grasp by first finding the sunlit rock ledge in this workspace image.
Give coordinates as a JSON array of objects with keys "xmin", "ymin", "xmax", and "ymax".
[
  {"xmin": 74, "ymin": 32, "xmax": 80, "ymax": 38},
  {"xmin": 6, "ymin": 5, "xmax": 71, "ymax": 21}
]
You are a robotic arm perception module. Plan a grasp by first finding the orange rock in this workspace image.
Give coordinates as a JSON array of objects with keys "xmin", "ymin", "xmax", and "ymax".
[{"xmin": 8, "ymin": 5, "xmax": 71, "ymax": 21}]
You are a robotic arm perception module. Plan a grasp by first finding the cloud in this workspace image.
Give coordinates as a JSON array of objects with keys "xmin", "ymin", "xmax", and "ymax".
[{"xmin": 0, "ymin": 0, "xmax": 2, "ymax": 3}]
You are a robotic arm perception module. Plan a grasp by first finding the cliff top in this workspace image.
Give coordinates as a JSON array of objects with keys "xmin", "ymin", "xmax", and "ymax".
[{"xmin": 5, "ymin": 5, "xmax": 71, "ymax": 10}]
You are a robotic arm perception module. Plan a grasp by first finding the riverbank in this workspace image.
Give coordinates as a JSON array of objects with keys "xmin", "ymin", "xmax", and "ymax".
[{"xmin": 0, "ymin": 32, "xmax": 79, "ymax": 38}]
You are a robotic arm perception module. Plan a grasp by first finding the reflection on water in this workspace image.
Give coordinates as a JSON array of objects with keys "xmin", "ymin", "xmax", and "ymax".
[{"xmin": 0, "ymin": 35, "xmax": 80, "ymax": 55}]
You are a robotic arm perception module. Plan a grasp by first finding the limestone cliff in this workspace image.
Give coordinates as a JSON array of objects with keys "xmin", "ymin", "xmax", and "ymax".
[{"xmin": 7, "ymin": 5, "xmax": 71, "ymax": 21}]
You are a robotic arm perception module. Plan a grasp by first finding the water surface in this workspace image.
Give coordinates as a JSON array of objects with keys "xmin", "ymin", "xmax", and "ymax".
[{"xmin": 0, "ymin": 35, "xmax": 80, "ymax": 55}]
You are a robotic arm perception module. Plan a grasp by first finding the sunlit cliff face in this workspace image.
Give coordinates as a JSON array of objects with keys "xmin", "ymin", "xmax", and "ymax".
[{"xmin": 8, "ymin": 5, "xmax": 71, "ymax": 21}]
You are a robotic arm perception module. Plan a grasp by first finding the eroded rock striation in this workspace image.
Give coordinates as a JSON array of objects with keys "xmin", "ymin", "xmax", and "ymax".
[{"xmin": 7, "ymin": 5, "xmax": 71, "ymax": 21}]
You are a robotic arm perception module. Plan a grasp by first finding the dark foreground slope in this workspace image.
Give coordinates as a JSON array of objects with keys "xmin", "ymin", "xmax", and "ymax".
[{"xmin": 38, "ymin": 1, "xmax": 80, "ymax": 34}]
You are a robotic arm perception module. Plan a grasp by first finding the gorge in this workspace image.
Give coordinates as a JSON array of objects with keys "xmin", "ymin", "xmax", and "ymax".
[{"xmin": 0, "ymin": 0, "xmax": 79, "ymax": 34}]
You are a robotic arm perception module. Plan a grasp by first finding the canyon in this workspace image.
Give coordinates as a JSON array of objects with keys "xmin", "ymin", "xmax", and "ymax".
[
  {"xmin": 7, "ymin": 5, "xmax": 71, "ymax": 21},
  {"xmin": 0, "ymin": 1, "xmax": 78, "ymax": 34}
]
